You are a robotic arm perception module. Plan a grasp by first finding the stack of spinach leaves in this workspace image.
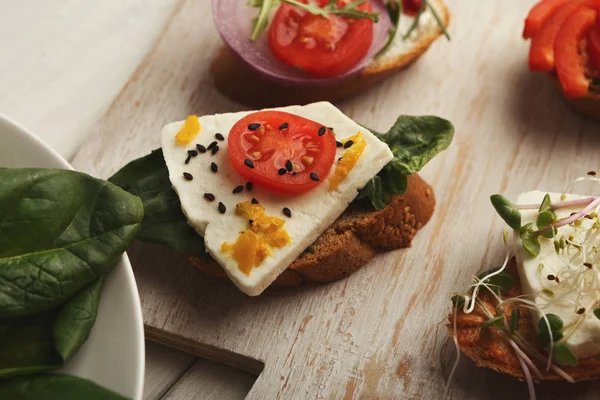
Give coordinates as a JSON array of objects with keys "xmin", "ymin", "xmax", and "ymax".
[
  {"xmin": 0, "ymin": 168, "xmax": 144, "ymax": 399},
  {"xmin": 109, "ymin": 115, "xmax": 454, "ymax": 254}
]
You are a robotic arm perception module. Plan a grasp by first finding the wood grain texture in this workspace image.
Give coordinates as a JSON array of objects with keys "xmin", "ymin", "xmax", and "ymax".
[
  {"xmin": 71, "ymin": 0, "xmax": 600, "ymax": 398},
  {"xmin": 143, "ymin": 342, "xmax": 197, "ymax": 400},
  {"xmin": 162, "ymin": 358, "xmax": 256, "ymax": 400}
]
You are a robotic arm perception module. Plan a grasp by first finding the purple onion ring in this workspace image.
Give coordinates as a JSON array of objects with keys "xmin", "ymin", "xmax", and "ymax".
[{"xmin": 212, "ymin": 0, "xmax": 392, "ymax": 86}]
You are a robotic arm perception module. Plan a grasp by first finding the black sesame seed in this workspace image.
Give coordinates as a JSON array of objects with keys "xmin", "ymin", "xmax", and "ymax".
[
  {"xmin": 188, "ymin": 149, "xmax": 198, "ymax": 157},
  {"xmin": 207, "ymin": 141, "xmax": 217, "ymax": 150},
  {"xmin": 248, "ymin": 123, "xmax": 261, "ymax": 131},
  {"xmin": 183, "ymin": 172, "xmax": 193, "ymax": 181},
  {"xmin": 584, "ymin": 262, "xmax": 593, "ymax": 268},
  {"xmin": 283, "ymin": 207, "xmax": 292, "ymax": 218},
  {"xmin": 233, "ymin": 185, "xmax": 244, "ymax": 194},
  {"xmin": 285, "ymin": 159, "xmax": 293, "ymax": 171},
  {"xmin": 218, "ymin": 202, "xmax": 226, "ymax": 214},
  {"xmin": 310, "ymin": 172, "xmax": 320, "ymax": 181},
  {"xmin": 328, "ymin": 127, "xmax": 334, "ymax": 131},
  {"xmin": 344, "ymin": 140, "xmax": 354, "ymax": 149},
  {"xmin": 185, "ymin": 155, "xmax": 192, "ymax": 164},
  {"xmin": 336, "ymin": 141, "xmax": 343, "ymax": 148},
  {"xmin": 210, "ymin": 162, "xmax": 218, "ymax": 173},
  {"xmin": 278, "ymin": 168, "xmax": 287, "ymax": 175},
  {"xmin": 211, "ymin": 145, "xmax": 219, "ymax": 155},
  {"xmin": 577, "ymin": 307, "xmax": 586, "ymax": 314},
  {"xmin": 547, "ymin": 274, "xmax": 555, "ymax": 281},
  {"xmin": 244, "ymin": 159, "xmax": 255, "ymax": 169},
  {"xmin": 279, "ymin": 122, "xmax": 289, "ymax": 130},
  {"xmin": 204, "ymin": 193, "xmax": 215, "ymax": 201},
  {"xmin": 292, "ymin": 172, "xmax": 298, "ymax": 176},
  {"xmin": 251, "ymin": 197, "xmax": 259, "ymax": 204},
  {"xmin": 304, "ymin": 246, "xmax": 314, "ymax": 254},
  {"xmin": 338, "ymin": 157, "xmax": 343, "ymax": 162},
  {"xmin": 196, "ymin": 144, "xmax": 207, "ymax": 153},
  {"xmin": 588, "ymin": 171, "xmax": 597, "ymax": 176},
  {"xmin": 246, "ymin": 182, "xmax": 253, "ymax": 192},
  {"xmin": 215, "ymin": 133, "xmax": 225, "ymax": 141},
  {"xmin": 318, "ymin": 127, "xmax": 327, "ymax": 136}
]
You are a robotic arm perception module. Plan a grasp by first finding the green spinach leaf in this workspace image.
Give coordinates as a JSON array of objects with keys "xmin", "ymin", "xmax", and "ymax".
[
  {"xmin": 108, "ymin": 149, "xmax": 207, "ymax": 257},
  {"xmin": 53, "ymin": 277, "xmax": 103, "ymax": 362},
  {"xmin": 357, "ymin": 116, "xmax": 454, "ymax": 210},
  {"xmin": 0, "ymin": 169, "xmax": 143, "ymax": 319},
  {"xmin": 0, "ymin": 373, "xmax": 130, "ymax": 400},
  {"xmin": 0, "ymin": 277, "xmax": 104, "ymax": 377},
  {"xmin": 0, "ymin": 311, "xmax": 62, "ymax": 378},
  {"xmin": 490, "ymin": 194, "xmax": 522, "ymax": 231}
]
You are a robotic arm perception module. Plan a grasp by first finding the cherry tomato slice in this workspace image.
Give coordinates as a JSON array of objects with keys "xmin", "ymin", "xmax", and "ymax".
[
  {"xmin": 268, "ymin": 0, "xmax": 374, "ymax": 78},
  {"xmin": 228, "ymin": 111, "xmax": 337, "ymax": 195},
  {"xmin": 555, "ymin": 7, "xmax": 598, "ymax": 98},
  {"xmin": 523, "ymin": 0, "xmax": 571, "ymax": 39},
  {"xmin": 402, "ymin": 0, "xmax": 423, "ymax": 16},
  {"xmin": 587, "ymin": 25, "xmax": 600, "ymax": 73}
]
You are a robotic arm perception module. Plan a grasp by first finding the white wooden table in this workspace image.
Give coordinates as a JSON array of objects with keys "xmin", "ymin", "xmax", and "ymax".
[
  {"xmin": 5, "ymin": 1, "xmax": 599, "ymax": 399},
  {"xmin": 0, "ymin": 1, "xmax": 251, "ymax": 398}
]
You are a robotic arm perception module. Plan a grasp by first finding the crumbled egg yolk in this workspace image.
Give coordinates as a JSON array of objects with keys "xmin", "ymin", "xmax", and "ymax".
[
  {"xmin": 330, "ymin": 132, "xmax": 366, "ymax": 190},
  {"xmin": 221, "ymin": 202, "xmax": 291, "ymax": 275},
  {"xmin": 175, "ymin": 115, "xmax": 200, "ymax": 144}
]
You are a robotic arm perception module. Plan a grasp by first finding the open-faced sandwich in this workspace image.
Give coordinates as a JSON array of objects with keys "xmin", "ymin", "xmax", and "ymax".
[
  {"xmin": 210, "ymin": 0, "xmax": 450, "ymax": 107},
  {"xmin": 524, "ymin": 0, "xmax": 600, "ymax": 121},
  {"xmin": 447, "ymin": 181, "xmax": 600, "ymax": 399},
  {"xmin": 110, "ymin": 102, "xmax": 453, "ymax": 295}
]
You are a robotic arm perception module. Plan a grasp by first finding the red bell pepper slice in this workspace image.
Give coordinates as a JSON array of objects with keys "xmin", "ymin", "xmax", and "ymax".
[
  {"xmin": 523, "ymin": 0, "xmax": 571, "ymax": 39},
  {"xmin": 528, "ymin": 0, "xmax": 600, "ymax": 72},
  {"xmin": 588, "ymin": 26, "xmax": 600, "ymax": 73},
  {"xmin": 555, "ymin": 7, "xmax": 598, "ymax": 98}
]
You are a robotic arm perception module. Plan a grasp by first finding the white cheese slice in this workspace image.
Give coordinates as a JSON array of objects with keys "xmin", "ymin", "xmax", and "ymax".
[
  {"xmin": 514, "ymin": 191, "xmax": 600, "ymax": 359},
  {"xmin": 161, "ymin": 102, "xmax": 393, "ymax": 296}
]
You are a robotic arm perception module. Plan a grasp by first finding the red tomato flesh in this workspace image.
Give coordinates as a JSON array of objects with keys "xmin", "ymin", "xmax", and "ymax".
[
  {"xmin": 402, "ymin": 0, "xmax": 423, "ymax": 16},
  {"xmin": 228, "ymin": 111, "xmax": 337, "ymax": 195},
  {"xmin": 523, "ymin": 0, "xmax": 571, "ymax": 39},
  {"xmin": 555, "ymin": 7, "xmax": 598, "ymax": 98},
  {"xmin": 587, "ymin": 25, "xmax": 600, "ymax": 73},
  {"xmin": 268, "ymin": 0, "xmax": 374, "ymax": 78}
]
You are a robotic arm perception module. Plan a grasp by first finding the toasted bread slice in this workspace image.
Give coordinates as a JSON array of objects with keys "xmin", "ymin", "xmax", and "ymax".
[
  {"xmin": 448, "ymin": 259, "xmax": 600, "ymax": 382},
  {"xmin": 190, "ymin": 173, "xmax": 435, "ymax": 287},
  {"xmin": 210, "ymin": 0, "xmax": 450, "ymax": 108},
  {"xmin": 548, "ymin": 74, "xmax": 600, "ymax": 123}
]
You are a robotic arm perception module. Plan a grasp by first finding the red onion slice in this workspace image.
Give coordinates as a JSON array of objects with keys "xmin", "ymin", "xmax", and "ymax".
[{"xmin": 212, "ymin": 0, "xmax": 392, "ymax": 86}]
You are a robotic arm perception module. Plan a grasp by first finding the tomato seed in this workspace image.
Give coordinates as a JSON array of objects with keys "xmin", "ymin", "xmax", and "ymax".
[
  {"xmin": 301, "ymin": 156, "xmax": 313, "ymax": 165},
  {"xmin": 247, "ymin": 135, "xmax": 260, "ymax": 143}
]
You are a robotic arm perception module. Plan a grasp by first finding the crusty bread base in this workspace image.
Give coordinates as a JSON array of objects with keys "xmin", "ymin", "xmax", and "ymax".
[
  {"xmin": 190, "ymin": 173, "xmax": 435, "ymax": 288},
  {"xmin": 548, "ymin": 74, "xmax": 600, "ymax": 123},
  {"xmin": 448, "ymin": 259, "xmax": 600, "ymax": 383},
  {"xmin": 210, "ymin": 1, "xmax": 450, "ymax": 108}
]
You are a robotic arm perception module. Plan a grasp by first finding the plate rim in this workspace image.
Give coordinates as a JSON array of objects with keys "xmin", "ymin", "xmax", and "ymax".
[{"xmin": 0, "ymin": 113, "xmax": 146, "ymax": 399}]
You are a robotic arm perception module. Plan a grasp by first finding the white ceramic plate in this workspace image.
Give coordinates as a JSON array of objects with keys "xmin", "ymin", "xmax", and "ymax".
[{"xmin": 0, "ymin": 115, "xmax": 145, "ymax": 399}]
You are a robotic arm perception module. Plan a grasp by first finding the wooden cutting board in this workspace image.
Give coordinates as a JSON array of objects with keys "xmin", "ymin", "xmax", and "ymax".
[{"xmin": 72, "ymin": 0, "xmax": 600, "ymax": 398}]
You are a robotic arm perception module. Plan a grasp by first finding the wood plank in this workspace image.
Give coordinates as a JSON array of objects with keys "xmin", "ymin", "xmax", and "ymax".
[
  {"xmin": 71, "ymin": 0, "xmax": 600, "ymax": 398},
  {"xmin": 143, "ymin": 342, "xmax": 197, "ymax": 400},
  {"xmin": 161, "ymin": 358, "xmax": 256, "ymax": 400}
]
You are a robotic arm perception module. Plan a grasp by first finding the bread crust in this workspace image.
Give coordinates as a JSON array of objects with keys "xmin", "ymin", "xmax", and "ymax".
[
  {"xmin": 447, "ymin": 259, "xmax": 600, "ymax": 383},
  {"xmin": 190, "ymin": 173, "xmax": 435, "ymax": 288},
  {"xmin": 210, "ymin": 1, "xmax": 450, "ymax": 108}
]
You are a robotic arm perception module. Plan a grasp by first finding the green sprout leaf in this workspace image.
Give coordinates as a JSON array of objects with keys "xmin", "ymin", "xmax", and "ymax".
[
  {"xmin": 490, "ymin": 195, "xmax": 522, "ymax": 231},
  {"xmin": 520, "ymin": 223, "xmax": 541, "ymax": 257},
  {"xmin": 538, "ymin": 313, "xmax": 564, "ymax": 348},
  {"xmin": 536, "ymin": 210, "xmax": 557, "ymax": 239},
  {"xmin": 552, "ymin": 343, "xmax": 578, "ymax": 366},
  {"xmin": 594, "ymin": 308, "xmax": 600, "ymax": 320},
  {"xmin": 539, "ymin": 193, "xmax": 552, "ymax": 212},
  {"xmin": 451, "ymin": 294, "xmax": 466, "ymax": 310},
  {"xmin": 477, "ymin": 267, "xmax": 515, "ymax": 293},
  {"xmin": 484, "ymin": 316, "xmax": 505, "ymax": 329},
  {"xmin": 510, "ymin": 308, "xmax": 520, "ymax": 333}
]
